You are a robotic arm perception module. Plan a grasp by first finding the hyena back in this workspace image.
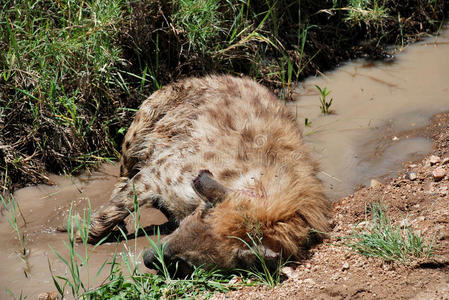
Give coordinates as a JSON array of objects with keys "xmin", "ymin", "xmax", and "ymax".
[{"xmin": 88, "ymin": 75, "xmax": 331, "ymax": 271}]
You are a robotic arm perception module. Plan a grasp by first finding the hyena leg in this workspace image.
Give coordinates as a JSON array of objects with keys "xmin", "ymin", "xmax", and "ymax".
[{"xmin": 88, "ymin": 176, "xmax": 176, "ymax": 244}]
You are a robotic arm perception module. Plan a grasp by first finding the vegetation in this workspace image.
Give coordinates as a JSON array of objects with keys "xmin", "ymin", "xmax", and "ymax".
[
  {"xmin": 342, "ymin": 202, "xmax": 434, "ymax": 263},
  {"xmin": 233, "ymin": 233, "xmax": 288, "ymax": 288},
  {"xmin": 1, "ymin": 0, "xmax": 448, "ymax": 190},
  {"xmin": 0, "ymin": 194, "xmax": 29, "ymax": 275},
  {"xmin": 315, "ymin": 85, "xmax": 333, "ymax": 114}
]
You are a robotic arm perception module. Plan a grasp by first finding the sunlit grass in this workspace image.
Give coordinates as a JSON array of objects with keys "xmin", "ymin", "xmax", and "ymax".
[{"xmin": 342, "ymin": 202, "xmax": 434, "ymax": 263}]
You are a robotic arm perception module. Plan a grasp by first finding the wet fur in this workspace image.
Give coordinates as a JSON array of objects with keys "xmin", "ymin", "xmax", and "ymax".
[{"xmin": 89, "ymin": 75, "xmax": 330, "ymax": 266}]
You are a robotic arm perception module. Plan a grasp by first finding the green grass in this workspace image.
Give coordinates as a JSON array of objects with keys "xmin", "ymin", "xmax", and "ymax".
[
  {"xmin": 233, "ymin": 233, "xmax": 288, "ymax": 288},
  {"xmin": 342, "ymin": 202, "xmax": 434, "ymax": 263},
  {"xmin": 345, "ymin": 0, "xmax": 389, "ymax": 28},
  {"xmin": 315, "ymin": 85, "xmax": 333, "ymax": 114},
  {"xmin": 172, "ymin": 0, "xmax": 222, "ymax": 54},
  {"xmin": 0, "ymin": 0, "xmax": 138, "ymax": 185},
  {"xmin": 0, "ymin": 194, "xmax": 31, "ymax": 279},
  {"xmin": 49, "ymin": 201, "xmax": 110, "ymax": 297}
]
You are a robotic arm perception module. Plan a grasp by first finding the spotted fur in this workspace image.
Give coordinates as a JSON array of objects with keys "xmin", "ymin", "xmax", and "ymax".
[{"xmin": 89, "ymin": 75, "xmax": 331, "ymax": 270}]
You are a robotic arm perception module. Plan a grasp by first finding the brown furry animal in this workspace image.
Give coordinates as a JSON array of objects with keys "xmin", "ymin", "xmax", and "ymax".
[{"xmin": 88, "ymin": 75, "xmax": 331, "ymax": 270}]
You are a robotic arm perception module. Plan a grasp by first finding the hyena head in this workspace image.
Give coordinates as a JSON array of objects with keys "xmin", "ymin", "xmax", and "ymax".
[{"xmin": 143, "ymin": 170, "xmax": 279, "ymax": 274}]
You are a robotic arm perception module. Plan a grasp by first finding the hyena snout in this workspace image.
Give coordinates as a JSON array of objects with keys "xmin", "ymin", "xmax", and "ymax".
[{"xmin": 143, "ymin": 242, "xmax": 194, "ymax": 276}]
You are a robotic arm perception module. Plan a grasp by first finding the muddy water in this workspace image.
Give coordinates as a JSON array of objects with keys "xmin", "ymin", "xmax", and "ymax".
[
  {"xmin": 1, "ymin": 164, "xmax": 166, "ymax": 299},
  {"xmin": 288, "ymin": 30, "xmax": 449, "ymax": 199},
  {"xmin": 1, "ymin": 31, "xmax": 449, "ymax": 298}
]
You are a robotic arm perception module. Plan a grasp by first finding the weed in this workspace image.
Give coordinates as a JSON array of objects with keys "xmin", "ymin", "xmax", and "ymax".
[
  {"xmin": 304, "ymin": 118, "xmax": 312, "ymax": 127},
  {"xmin": 0, "ymin": 0, "xmax": 138, "ymax": 185},
  {"xmin": 49, "ymin": 201, "xmax": 109, "ymax": 298},
  {"xmin": 344, "ymin": 0, "xmax": 389, "ymax": 28},
  {"xmin": 315, "ymin": 85, "xmax": 333, "ymax": 114},
  {"xmin": 232, "ymin": 233, "xmax": 287, "ymax": 288},
  {"xmin": 0, "ymin": 194, "xmax": 30, "ymax": 275},
  {"xmin": 342, "ymin": 202, "xmax": 434, "ymax": 263},
  {"xmin": 173, "ymin": 0, "xmax": 222, "ymax": 54}
]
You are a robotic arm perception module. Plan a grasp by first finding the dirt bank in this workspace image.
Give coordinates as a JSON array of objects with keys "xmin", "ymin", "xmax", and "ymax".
[{"xmin": 212, "ymin": 112, "xmax": 449, "ymax": 299}]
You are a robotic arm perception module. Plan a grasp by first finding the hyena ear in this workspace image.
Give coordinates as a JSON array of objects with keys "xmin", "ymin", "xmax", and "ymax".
[{"xmin": 192, "ymin": 170, "xmax": 230, "ymax": 205}]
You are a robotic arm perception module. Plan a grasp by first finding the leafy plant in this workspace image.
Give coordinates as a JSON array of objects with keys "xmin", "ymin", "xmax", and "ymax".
[{"xmin": 315, "ymin": 85, "xmax": 333, "ymax": 114}]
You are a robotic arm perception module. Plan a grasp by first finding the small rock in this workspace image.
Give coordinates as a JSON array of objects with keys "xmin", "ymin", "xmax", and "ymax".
[
  {"xmin": 228, "ymin": 276, "xmax": 242, "ymax": 285},
  {"xmin": 37, "ymin": 291, "xmax": 59, "ymax": 300},
  {"xmin": 303, "ymin": 278, "xmax": 315, "ymax": 286},
  {"xmin": 439, "ymin": 185, "xmax": 448, "ymax": 196},
  {"xmin": 442, "ymin": 157, "xmax": 449, "ymax": 165},
  {"xmin": 370, "ymin": 178, "xmax": 382, "ymax": 188},
  {"xmin": 429, "ymin": 155, "xmax": 441, "ymax": 165},
  {"xmin": 406, "ymin": 171, "xmax": 417, "ymax": 181},
  {"xmin": 281, "ymin": 266, "xmax": 297, "ymax": 279},
  {"xmin": 432, "ymin": 167, "xmax": 446, "ymax": 181},
  {"xmin": 409, "ymin": 164, "xmax": 417, "ymax": 168},
  {"xmin": 392, "ymin": 136, "xmax": 399, "ymax": 141},
  {"xmin": 342, "ymin": 262, "xmax": 350, "ymax": 271},
  {"xmin": 356, "ymin": 221, "xmax": 370, "ymax": 229},
  {"xmin": 305, "ymin": 263, "xmax": 312, "ymax": 269},
  {"xmin": 400, "ymin": 218, "xmax": 411, "ymax": 228}
]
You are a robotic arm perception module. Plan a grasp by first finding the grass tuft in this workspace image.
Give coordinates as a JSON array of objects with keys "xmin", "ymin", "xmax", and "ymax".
[
  {"xmin": 232, "ymin": 233, "xmax": 288, "ymax": 288},
  {"xmin": 315, "ymin": 85, "xmax": 333, "ymax": 114},
  {"xmin": 342, "ymin": 202, "xmax": 434, "ymax": 263},
  {"xmin": 172, "ymin": 0, "xmax": 222, "ymax": 54},
  {"xmin": 345, "ymin": 0, "xmax": 389, "ymax": 28}
]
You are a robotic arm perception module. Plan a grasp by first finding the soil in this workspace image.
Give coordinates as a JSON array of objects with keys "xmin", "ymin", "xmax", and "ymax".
[{"xmin": 211, "ymin": 112, "xmax": 449, "ymax": 299}]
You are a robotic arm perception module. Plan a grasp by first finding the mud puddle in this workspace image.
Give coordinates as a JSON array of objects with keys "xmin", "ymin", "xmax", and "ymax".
[
  {"xmin": 1, "ymin": 30, "xmax": 449, "ymax": 298},
  {"xmin": 288, "ymin": 29, "xmax": 449, "ymax": 200},
  {"xmin": 1, "ymin": 164, "xmax": 166, "ymax": 299}
]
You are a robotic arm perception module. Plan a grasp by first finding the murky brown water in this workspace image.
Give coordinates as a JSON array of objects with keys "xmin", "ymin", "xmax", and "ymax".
[
  {"xmin": 288, "ymin": 29, "xmax": 449, "ymax": 199},
  {"xmin": 1, "ymin": 30, "xmax": 449, "ymax": 298},
  {"xmin": 1, "ymin": 164, "xmax": 166, "ymax": 299}
]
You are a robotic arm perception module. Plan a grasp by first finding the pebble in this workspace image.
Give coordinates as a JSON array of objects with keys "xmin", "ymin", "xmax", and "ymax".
[
  {"xmin": 229, "ymin": 276, "xmax": 242, "ymax": 285},
  {"xmin": 303, "ymin": 278, "xmax": 316, "ymax": 286},
  {"xmin": 406, "ymin": 171, "xmax": 417, "ymax": 181},
  {"xmin": 37, "ymin": 291, "xmax": 58, "ymax": 300},
  {"xmin": 342, "ymin": 262, "xmax": 350, "ymax": 271},
  {"xmin": 429, "ymin": 155, "xmax": 441, "ymax": 165},
  {"xmin": 370, "ymin": 178, "xmax": 382, "ymax": 188},
  {"xmin": 442, "ymin": 157, "xmax": 449, "ymax": 165},
  {"xmin": 281, "ymin": 266, "xmax": 297, "ymax": 279},
  {"xmin": 432, "ymin": 167, "xmax": 446, "ymax": 181}
]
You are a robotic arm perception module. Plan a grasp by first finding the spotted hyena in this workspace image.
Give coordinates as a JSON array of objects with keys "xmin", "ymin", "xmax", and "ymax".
[{"xmin": 88, "ymin": 75, "xmax": 331, "ymax": 271}]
